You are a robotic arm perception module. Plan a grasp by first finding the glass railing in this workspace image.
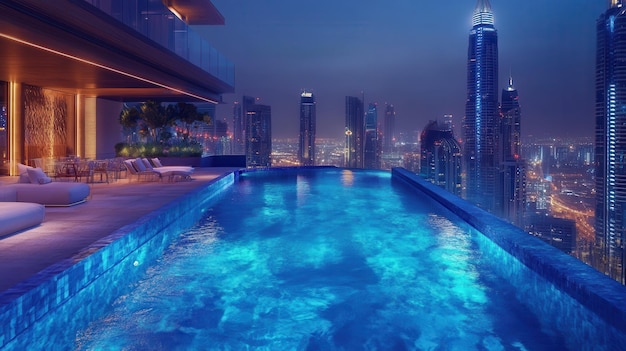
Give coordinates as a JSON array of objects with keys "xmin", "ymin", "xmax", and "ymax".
[{"xmin": 83, "ymin": 0, "xmax": 234, "ymax": 88}]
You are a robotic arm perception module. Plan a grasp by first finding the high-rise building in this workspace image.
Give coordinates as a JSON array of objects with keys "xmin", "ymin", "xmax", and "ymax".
[
  {"xmin": 525, "ymin": 214, "xmax": 577, "ymax": 255},
  {"xmin": 383, "ymin": 103, "xmax": 396, "ymax": 153},
  {"xmin": 419, "ymin": 120, "xmax": 462, "ymax": 196},
  {"xmin": 463, "ymin": 0, "xmax": 499, "ymax": 212},
  {"xmin": 443, "ymin": 114, "xmax": 453, "ymax": 132},
  {"xmin": 500, "ymin": 76, "xmax": 521, "ymax": 160},
  {"xmin": 232, "ymin": 101, "xmax": 244, "ymax": 154},
  {"xmin": 246, "ymin": 103, "xmax": 272, "ymax": 168},
  {"xmin": 364, "ymin": 102, "xmax": 380, "ymax": 169},
  {"xmin": 499, "ymin": 76, "xmax": 526, "ymax": 226},
  {"xmin": 345, "ymin": 96, "xmax": 364, "ymax": 168},
  {"xmin": 299, "ymin": 91, "xmax": 316, "ymax": 166},
  {"xmin": 234, "ymin": 96, "xmax": 257, "ymax": 155},
  {"xmin": 595, "ymin": 1, "xmax": 626, "ymax": 283}
]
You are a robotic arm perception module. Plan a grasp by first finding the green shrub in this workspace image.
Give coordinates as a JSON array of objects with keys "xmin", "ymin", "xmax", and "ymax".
[{"xmin": 114, "ymin": 141, "xmax": 202, "ymax": 158}]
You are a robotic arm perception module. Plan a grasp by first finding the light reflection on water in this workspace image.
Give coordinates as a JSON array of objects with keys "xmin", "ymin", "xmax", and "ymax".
[{"xmin": 70, "ymin": 169, "xmax": 568, "ymax": 350}]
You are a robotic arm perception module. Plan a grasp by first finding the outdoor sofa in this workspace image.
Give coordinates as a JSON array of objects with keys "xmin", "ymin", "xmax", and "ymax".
[
  {"xmin": 0, "ymin": 187, "xmax": 44, "ymax": 237},
  {"xmin": 0, "ymin": 164, "xmax": 91, "ymax": 237},
  {"xmin": 9, "ymin": 164, "xmax": 91, "ymax": 206}
]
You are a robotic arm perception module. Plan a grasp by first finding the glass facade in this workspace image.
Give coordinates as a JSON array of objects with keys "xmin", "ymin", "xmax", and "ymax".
[
  {"xmin": 298, "ymin": 92, "xmax": 316, "ymax": 166},
  {"xmin": 464, "ymin": 0, "xmax": 499, "ymax": 212},
  {"xmin": 246, "ymin": 104, "xmax": 272, "ymax": 168},
  {"xmin": 345, "ymin": 96, "xmax": 364, "ymax": 168},
  {"xmin": 419, "ymin": 120, "xmax": 462, "ymax": 196},
  {"xmin": 383, "ymin": 104, "xmax": 395, "ymax": 153},
  {"xmin": 364, "ymin": 102, "xmax": 379, "ymax": 169},
  {"xmin": 595, "ymin": 3, "xmax": 626, "ymax": 284},
  {"xmin": 83, "ymin": 0, "xmax": 234, "ymax": 87}
]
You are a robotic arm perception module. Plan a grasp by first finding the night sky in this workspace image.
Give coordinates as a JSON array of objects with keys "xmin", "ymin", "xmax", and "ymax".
[{"xmin": 197, "ymin": 1, "xmax": 605, "ymax": 140}]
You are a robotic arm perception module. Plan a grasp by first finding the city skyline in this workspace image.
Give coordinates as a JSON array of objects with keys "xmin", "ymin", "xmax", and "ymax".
[{"xmin": 199, "ymin": 0, "xmax": 604, "ymax": 140}]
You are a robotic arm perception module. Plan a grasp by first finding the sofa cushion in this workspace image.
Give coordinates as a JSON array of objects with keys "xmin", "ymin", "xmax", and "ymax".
[
  {"xmin": 0, "ymin": 187, "xmax": 17, "ymax": 202},
  {"xmin": 151, "ymin": 158, "xmax": 163, "ymax": 168},
  {"xmin": 133, "ymin": 158, "xmax": 147, "ymax": 172},
  {"xmin": 141, "ymin": 158, "xmax": 152, "ymax": 170},
  {"xmin": 7, "ymin": 182, "xmax": 90, "ymax": 206},
  {"xmin": 27, "ymin": 167, "xmax": 52, "ymax": 184},
  {"xmin": 17, "ymin": 163, "xmax": 33, "ymax": 183},
  {"xmin": 0, "ymin": 202, "xmax": 45, "ymax": 237}
]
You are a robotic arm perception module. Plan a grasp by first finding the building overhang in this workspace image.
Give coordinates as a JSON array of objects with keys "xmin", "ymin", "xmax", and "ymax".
[
  {"xmin": 163, "ymin": 0, "xmax": 225, "ymax": 25},
  {"xmin": 0, "ymin": 0, "xmax": 233, "ymax": 103}
]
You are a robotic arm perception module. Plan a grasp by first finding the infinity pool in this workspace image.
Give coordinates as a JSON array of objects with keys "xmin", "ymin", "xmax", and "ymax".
[
  {"xmin": 1, "ymin": 168, "xmax": 624, "ymax": 350},
  {"xmin": 73, "ymin": 169, "xmax": 569, "ymax": 350}
]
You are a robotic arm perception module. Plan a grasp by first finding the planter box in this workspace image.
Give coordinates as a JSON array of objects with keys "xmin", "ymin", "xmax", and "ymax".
[{"xmin": 158, "ymin": 156, "xmax": 207, "ymax": 167}]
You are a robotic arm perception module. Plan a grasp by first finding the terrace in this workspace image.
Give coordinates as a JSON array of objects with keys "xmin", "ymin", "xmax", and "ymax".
[{"xmin": 0, "ymin": 168, "xmax": 238, "ymax": 292}]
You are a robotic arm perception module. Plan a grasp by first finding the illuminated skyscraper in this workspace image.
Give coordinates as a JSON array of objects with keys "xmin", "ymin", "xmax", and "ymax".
[
  {"xmin": 383, "ymin": 103, "xmax": 396, "ymax": 153},
  {"xmin": 463, "ymin": 0, "xmax": 499, "ymax": 212},
  {"xmin": 234, "ymin": 95, "xmax": 257, "ymax": 155},
  {"xmin": 364, "ymin": 102, "xmax": 380, "ymax": 169},
  {"xmin": 420, "ymin": 120, "xmax": 462, "ymax": 196},
  {"xmin": 232, "ymin": 101, "xmax": 244, "ymax": 154},
  {"xmin": 345, "ymin": 96, "xmax": 364, "ymax": 168},
  {"xmin": 595, "ymin": 0, "xmax": 626, "ymax": 283},
  {"xmin": 499, "ymin": 76, "xmax": 526, "ymax": 226},
  {"xmin": 500, "ymin": 76, "xmax": 521, "ymax": 160},
  {"xmin": 246, "ymin": 103, "xmax": 272, "ymax": 168},
  {"xmin": 299, "ymin": 91, "xmax": 316, "ymax": 166}
]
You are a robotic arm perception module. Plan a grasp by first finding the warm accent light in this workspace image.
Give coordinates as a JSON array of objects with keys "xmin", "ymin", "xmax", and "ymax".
[
  {"xmin": 0, "ymin": 33, "xmax": 219, "ymax": 104},
  {"xmin": 166, "ymin": 5, "xmax": 185, "ymax": 22},
  {"xmin": 9, "ymin": 82, "xmax": 18, "ymax": 175},
  {"xmin": 76, "ymin": 94, "xmax": 82, "ymax": 158}
]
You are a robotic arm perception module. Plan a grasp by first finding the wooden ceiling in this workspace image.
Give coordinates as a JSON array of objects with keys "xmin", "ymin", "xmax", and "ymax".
[{"xmin": 0, "ymin": 0, "xmax": 232, "ymax": 103}]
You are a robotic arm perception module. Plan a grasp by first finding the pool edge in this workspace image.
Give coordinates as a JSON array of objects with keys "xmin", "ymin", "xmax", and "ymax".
[
  {"xmin": 0, "ymin": 171, "xmax": 236, "ymax": 348},
  {"xmin": 391, "ymin": 167, "xmax": 626, "ymax": 335}
]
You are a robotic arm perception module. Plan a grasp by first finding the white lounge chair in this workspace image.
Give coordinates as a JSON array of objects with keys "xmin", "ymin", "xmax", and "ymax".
[
  {"xmin": 123, "ymin": 159, "xmax": 160, "ymax": 182},
  {"xmin": 140, "ymin": 158, "xmax": 194, "ymax": 182}
]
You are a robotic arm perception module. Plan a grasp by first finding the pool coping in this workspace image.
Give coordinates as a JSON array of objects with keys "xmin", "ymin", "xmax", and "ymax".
[{"xmin": 391, "ymin": 167, "xmax": 626, "ymax": 335}]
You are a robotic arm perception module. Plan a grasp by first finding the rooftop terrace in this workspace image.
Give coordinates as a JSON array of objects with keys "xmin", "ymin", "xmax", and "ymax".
[{"xmin": 0, "ymin": 168, "xmax": 239, "ymax": 292}]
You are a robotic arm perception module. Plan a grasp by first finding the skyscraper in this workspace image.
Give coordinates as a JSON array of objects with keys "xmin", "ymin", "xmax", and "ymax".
[
  {"xmin": 595, "ymin": 0, "xmax": 626, "ymax": 283},
  {"xmin": 499, "ymin": 76, "xmax": 526, "ymax": 226},
  {"xmin": 232, "ymin": 101, "xmax": 244, "ymax": 154},
  {"xmin": 500, "ymin": 76, "xmax": 521, "ymax": 160},
  {"xmin": 345, "ymin": 96, "xmax": 364, "ymax": 168},
  {"xmin": 383, "ymin": 103, "xmax": 396, "ymax": 153},
  {"xmin": 364, "ymin": 102, "xmax": 380, "ymax": 169},
  {"xmin": 299, "ymin": 91, "xmax": 316, "ymax": 166},
  {"xmin": 234, "ymin": 96, "xmax": 257, "ymax": 155},
  {"xmin": 463, "ymin": 0, "xmax": 499, "ymax": 212},
  {"xmin": 420, "ymin": 120, "xmax": 462, "ymax": 196},
  {"xmin": 246, "ymin": 102, "xmax": 272, "ymax": 168}
]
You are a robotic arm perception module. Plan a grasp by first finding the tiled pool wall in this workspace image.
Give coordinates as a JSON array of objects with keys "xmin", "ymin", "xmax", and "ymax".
[
  {"xmin": 0, "ymin": 172, "xmax": 236, "ymax": 350},
  {"xmin": 392, "ymin": 167, "xmax": 626, "ymax": 350}
]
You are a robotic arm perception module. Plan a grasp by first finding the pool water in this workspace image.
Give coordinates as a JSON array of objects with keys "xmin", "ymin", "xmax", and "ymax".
[{"xmin": 75, "ymin": 169, "xmax": 567, "ymax": 350}]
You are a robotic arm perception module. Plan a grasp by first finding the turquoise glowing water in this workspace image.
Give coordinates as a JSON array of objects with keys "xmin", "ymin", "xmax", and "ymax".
[{"xmin": 74, "ymin": 169, "xmax": 567, "ymax": 350}]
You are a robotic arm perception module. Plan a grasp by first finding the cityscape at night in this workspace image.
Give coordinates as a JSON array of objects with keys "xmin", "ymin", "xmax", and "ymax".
[
  {"xmin": 196, "ymin": 0, "xmax": 613, "ymax": 281},
  {"xmin": 1, "ymin": 0, "xmax": 626, "ymax": 349}
]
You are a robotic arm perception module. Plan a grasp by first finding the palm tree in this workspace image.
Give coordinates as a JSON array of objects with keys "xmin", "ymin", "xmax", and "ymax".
[{"xmin": 119, "ymin": 105, "xmax": 140, "ymax": 142}]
